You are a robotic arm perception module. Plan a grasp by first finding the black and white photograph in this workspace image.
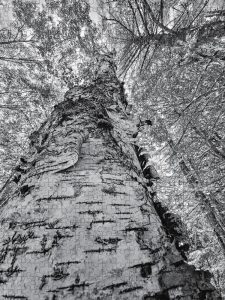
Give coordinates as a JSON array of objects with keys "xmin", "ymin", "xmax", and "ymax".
[{"xmin": 0, "ymin": 0, "xmax": 224, "ymax": 299}]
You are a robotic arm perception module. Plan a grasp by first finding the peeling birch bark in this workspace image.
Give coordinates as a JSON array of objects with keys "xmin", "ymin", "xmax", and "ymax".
[{"xmin": 0, "ymin": 53, "xmax": 221, "ymax": 299}]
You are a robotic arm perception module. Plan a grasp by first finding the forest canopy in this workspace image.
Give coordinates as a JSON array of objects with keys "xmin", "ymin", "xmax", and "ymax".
[{"xmin": 0, "ymin": 0, "xmax": 225, "ymax": 296}]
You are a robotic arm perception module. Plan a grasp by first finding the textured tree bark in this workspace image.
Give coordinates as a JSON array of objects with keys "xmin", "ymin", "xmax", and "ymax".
[{"xmin": 0, "ymin": 53, "xmax": 221, "ymax": 299}]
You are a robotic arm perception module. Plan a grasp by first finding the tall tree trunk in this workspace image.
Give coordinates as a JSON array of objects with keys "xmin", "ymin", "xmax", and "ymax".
[
  {"xmin": 0, "ymin": 53, "xmax": 220, "ymax": 299},
  {"xmin": 157, "ymin": 116, "xmax": 225, "ymax": 254}
]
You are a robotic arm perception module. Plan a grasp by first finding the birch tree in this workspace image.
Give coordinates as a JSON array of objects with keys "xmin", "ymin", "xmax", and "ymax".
[{"xmin": 0, "ymin": 52, "xmax": 220, "ymax": 299}]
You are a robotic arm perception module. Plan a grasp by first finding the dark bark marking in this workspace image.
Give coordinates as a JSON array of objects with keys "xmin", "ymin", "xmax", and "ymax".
[
  {"xmin": 4, "ymin": 246, "xmax": 28, "ymax": 255},
  {"xmin": 102, "ymin": 186, "xmax": 116, "ymax": 195},
  {"xmin": 9, "ymin": 220, "xmax": 48, "ymax": 230},
  {"xmin": 40, "ymin": 267, "xmax": 69, "ymax": 290},
  {"xmin": 15, "ymin": 166, "xmax": 26, "ymax": 174},
  {"xmin": 53, "ymin": 281, "xmax": 90, "ymax": 293},
  {"xmin": 0, "ymin": 266, "xmax": 24, "ymax": 277},
  {"xmin": 47, "ymin": 289, "xmax": 60, "ymax": 293},
  {"xmin": 3, "ymin": 230, "xmax": 35, "ymax": 246},
  {"xmin": 119, "ymin": 82, "xmax": 128, "ymax": 108},
  {"xmin": 27, "ymin": 250, "xmax": 50, "ymax": 255},
  {"xmin": 58, "ymin": 113, "xmax": 74, "ymax": 127},
  {"xmin": 102, "ymin": 281, "xmax": 128, "ymax": 290},
  {"xmin": 36, "ymin": 196, "xmax": 76, "ymax": 202},
  {"xmin": 76, "ymin": 201, "xmax": 103, "ymax": 205},
  {"xmin": 119, "ymin": 286, "xmax": 143, "ymax": 294},
  {"xmin": 85, "ymin": 247, "xmax": 116, "ymax": 253},
  {"xmin": 143, "ymin": 291, "xmax": 170, "ymax": 299},
  {"xmin": 88, "ymin": 219, "xmax": 116, "ymax": 229},
  {"xmin": 41, "ymin": 133, "xmax": 49, "ymax": 145},
  {"xmin": 153, "ymin": 201, "xmax": 189, "ymax": 258},
  {"xmin": 46, "ymin": 224, "xmax": 78, "ymax": 231},
  {"xmin": 124, "ymin": 227, "xmax": 148, "ymax": 232},
  {"xmin": 95, "ymin": 237, "xmax": 121, "ymax": 245},
  {"xmin": 55, "ymin": 261, "xmax": 81, "ymax": 266},
  {"xmin": 3, "ymin": 296, "xmax": 28, "ymax": 299},
  {"xmin": 0, "ymin": 247, "xmax": 9, "ymax": 263},
  {"xmin": 40, "ymin": 235, "xmax": 48, "ymax": 253},
  {"xmin": 51, "ymin": 230, "xmax": 73, "ymax": 248},
  {"xmin": 143, "ymin": 165, "xmax": 160, "ymax": 180},
  {"xmin": 12, "ymin": 175, "xmax": 21, "ymax": 184},
  {"xmin": 39, "ymin": 275, "xmax": 47, "ymax": 290},
  {"xmin": 139, "ymin": 153, "xmax": 151, "ymax": 169},
  {"xmin": 129, "ymin": 262, "xmax": 152, "ymax": 277},
  {"xmin": 79, "ymin": 210, "xmax": 103, "ymax": 216},
  {"xmin": 20, "ymin": 157, "xmax": 27, "ymax": 164},
  {"xmin": 27, "ymin": 230, "xmax": 72, "ymax": 255},
  {"xmin": 51, "ymin": 267, "xmax": 69, "ymax": 281},
  {"xmin": 111, "ymin": 204, "xmax": 131, "ymax": 207},
  {"xmin": 0, "ymin": 277, "xmax": 7, "ymax": 284},
  {"xmin": 20, "ymin": 185, "xmax": 33, "ymax": 196}
]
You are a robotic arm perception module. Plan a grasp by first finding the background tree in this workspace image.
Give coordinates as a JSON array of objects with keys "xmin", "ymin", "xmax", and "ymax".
[{"xmin": 99, "ymin": 0, "xmax": 225, "ymax": 295}]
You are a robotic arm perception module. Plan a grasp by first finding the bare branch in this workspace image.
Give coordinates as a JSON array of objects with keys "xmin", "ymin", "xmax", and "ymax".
[{"xmin": 142, "ymin": 0, "xmax": 177, "ymax": 34}]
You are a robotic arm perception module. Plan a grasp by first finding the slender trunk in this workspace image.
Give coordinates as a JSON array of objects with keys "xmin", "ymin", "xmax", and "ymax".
[
  {"xmin": 179, "ymin": 161, "xmax": 225, "ymax": 249},
  {"xmin": 165, "ymin": 130, "xmax": 225, "ymax": 254},
  {"xmin": 0, "ymin": 53, "xmax": 220, "ymax": 299}
]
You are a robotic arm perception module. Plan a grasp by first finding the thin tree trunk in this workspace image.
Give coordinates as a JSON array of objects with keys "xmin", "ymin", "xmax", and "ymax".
[
  {"xmin": 164, "ymin": 127, "xmax": 225, "ymax": 255},
  {"xmin": 0, "ymin": 53, "xmax": 220, "ymax": 299}
]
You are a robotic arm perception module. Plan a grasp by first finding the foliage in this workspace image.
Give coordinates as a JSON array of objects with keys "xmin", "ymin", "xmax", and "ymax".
[
  {"xmin": 99, "ymin": 0, "xmax": 225, "ymax": 75},
  {"xmin": 0, "ymin": 0, "xmax": 102, "ymax": 185}
]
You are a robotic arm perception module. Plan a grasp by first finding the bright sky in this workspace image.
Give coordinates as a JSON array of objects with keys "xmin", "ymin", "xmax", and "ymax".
[{"xmin": 88, "ymin": 0, "xmax": 101, "ymax": 24}]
